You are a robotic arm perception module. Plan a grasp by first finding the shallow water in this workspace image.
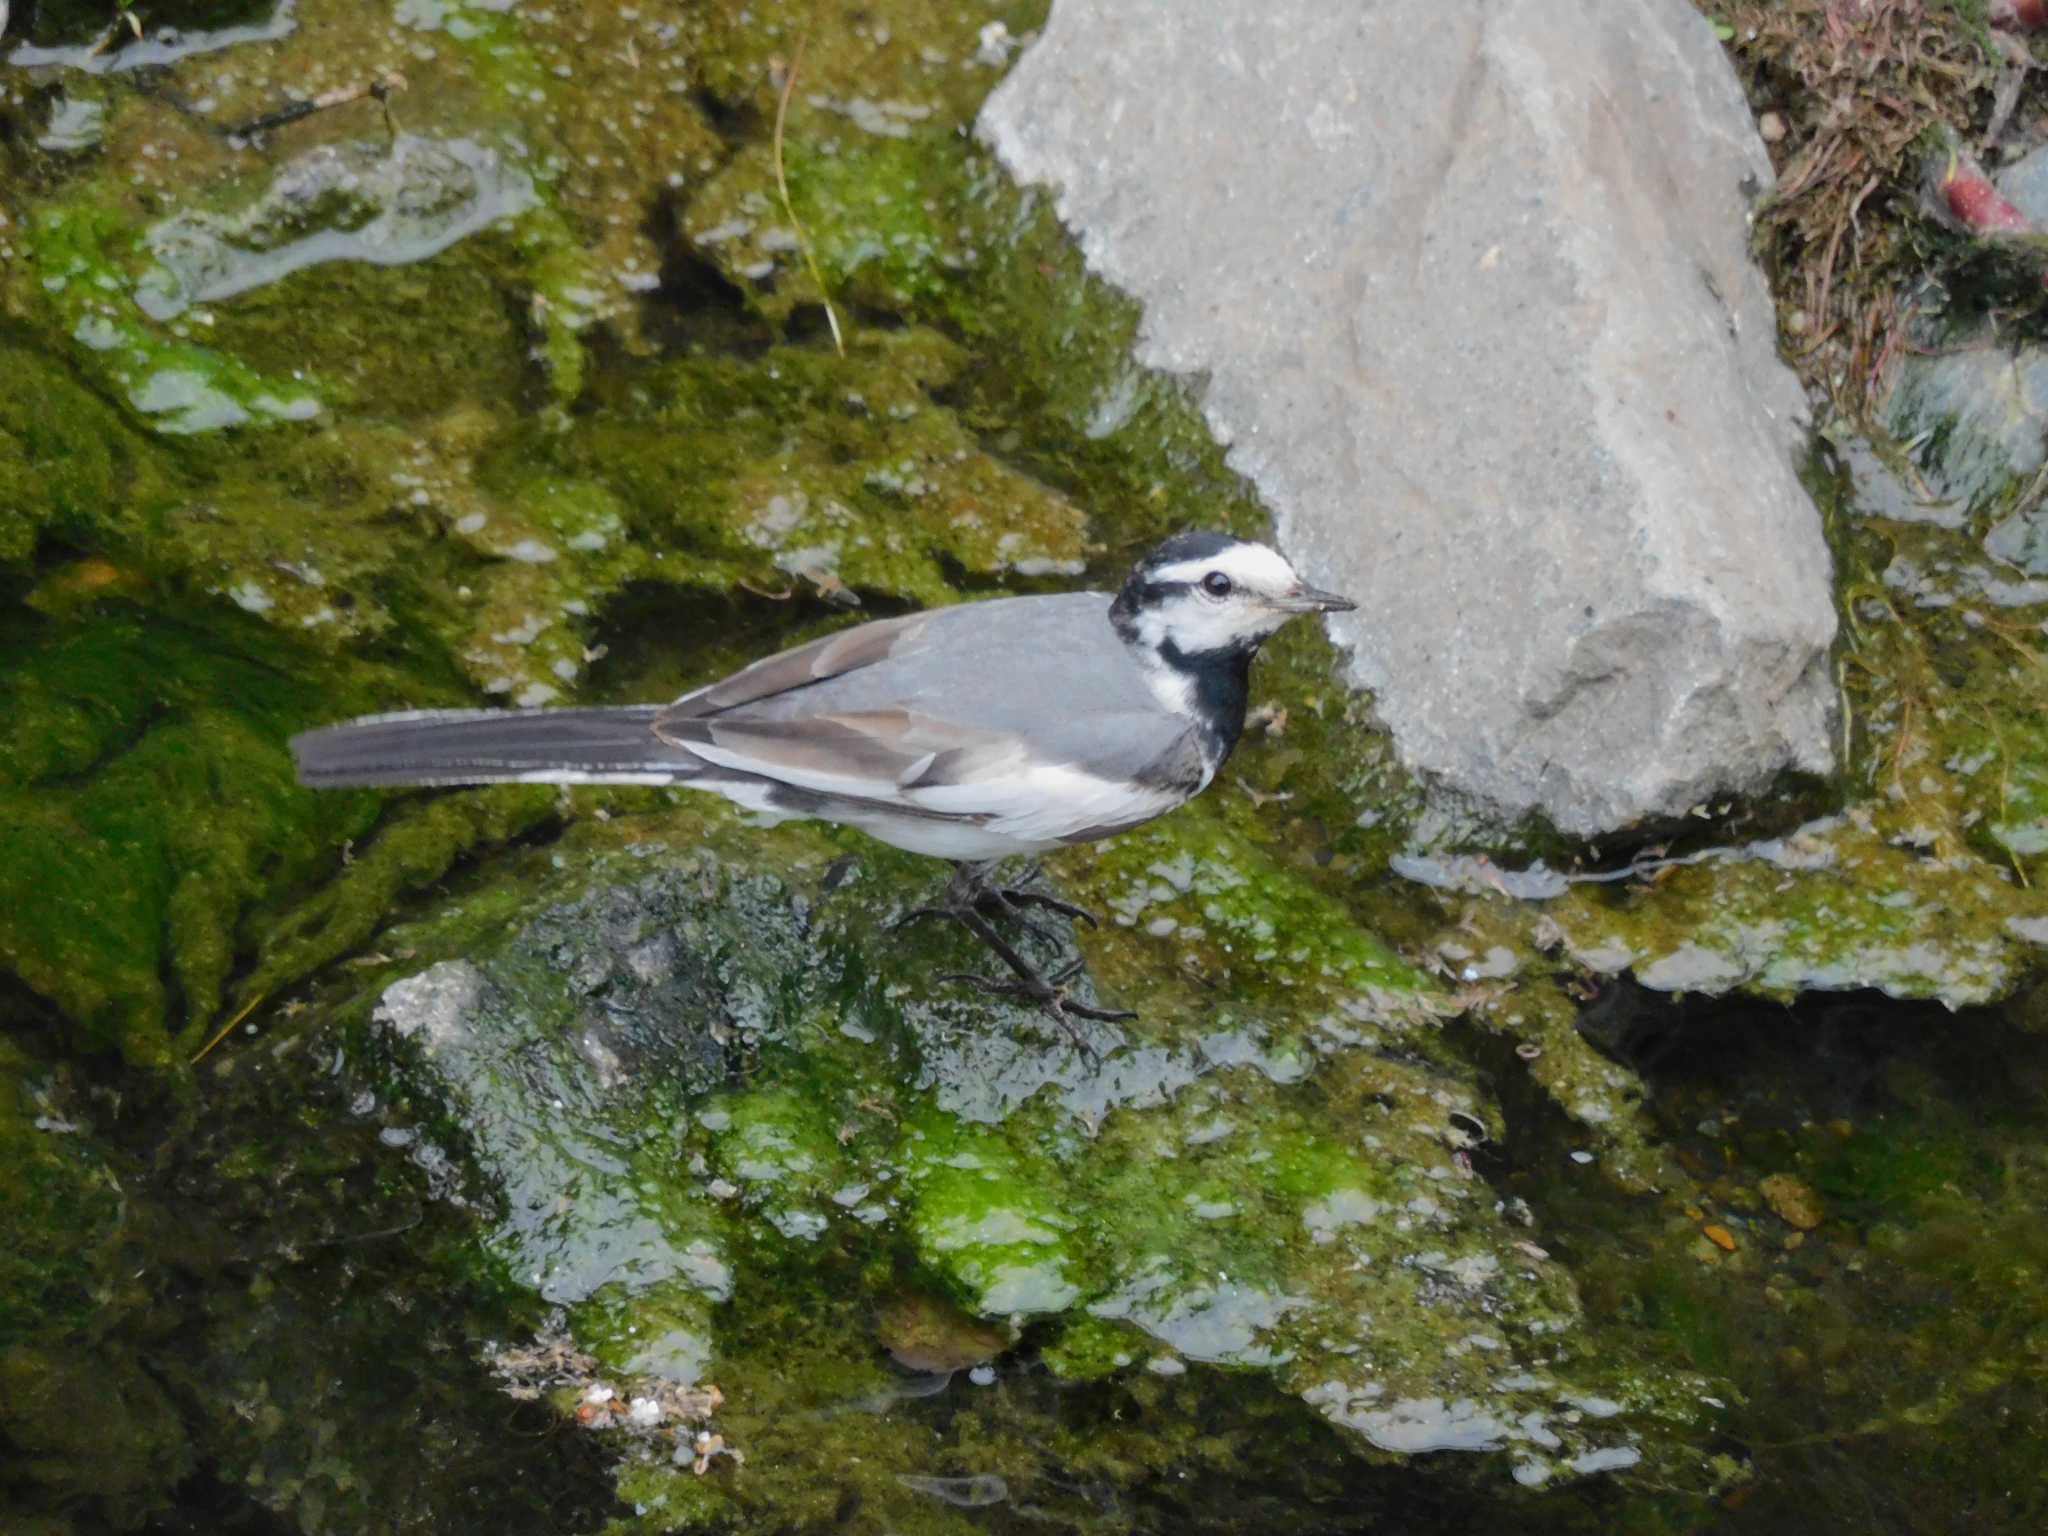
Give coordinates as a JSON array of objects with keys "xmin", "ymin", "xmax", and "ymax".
[{"xmin": 4, "ymin": 1, "xmax": 2048, "ymax": 1533}]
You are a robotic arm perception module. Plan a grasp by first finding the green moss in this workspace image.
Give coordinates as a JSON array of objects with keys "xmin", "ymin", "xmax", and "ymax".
[
  {"xmin": 21, "ymin": 197, "xmax": 324, "ymax": 435},
  {"xmin": 1041, "ymin": 1313, "xmax": 1146, "ymax": 1380},
  {"xmin": 905, "ymin": 1107, "xmax": 1081, "ymax": 1316},
  {"xmin": 565, "ymin": 327, "xmax": 1094, "ymax": 606},
  {"xmin": 198, "ymin": 243, "xmax": 534, "ymax": 421},
  {"xmin": 0, "ymin": 609, "xmax": 365, "ymax": 1063},
  {"xmin": 317, "ymin": 802, "xmax": 1710, "ymax": 1522},
  {"xmin": 0, "ymin": 1039, "xmax": 192, "ymax": 1523},
  {"xmin": 1066, "ymin": 798, "xmax": 1438, "ymax": 1033},
  {"xmin": 1541, "ymin": 811, "xmax": 2046, "ymax": 1009},
  {"xmin": 0, "ymin": 340, "xmax": 174, "ymax": 569},
  {"xmin": 0, "ymin": 600, "xmax": 570, "ymax": 1066}
]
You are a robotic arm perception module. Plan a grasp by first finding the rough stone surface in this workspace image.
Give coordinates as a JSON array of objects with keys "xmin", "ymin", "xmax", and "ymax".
[{"xmin": 980, "ymin": 0, "xmax": 1838, "ymax": 835}]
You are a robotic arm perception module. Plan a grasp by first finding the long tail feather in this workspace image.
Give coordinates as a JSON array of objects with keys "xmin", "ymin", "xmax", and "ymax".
[{"xmin": 291, "ymin": 706, "xmax": 697, "ymax": 788}]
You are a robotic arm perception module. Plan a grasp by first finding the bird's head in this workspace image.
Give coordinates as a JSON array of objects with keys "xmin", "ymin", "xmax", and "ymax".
[{"xmin": 1110, "ymin": 531, "xmax": 1355, "ymax": 661}]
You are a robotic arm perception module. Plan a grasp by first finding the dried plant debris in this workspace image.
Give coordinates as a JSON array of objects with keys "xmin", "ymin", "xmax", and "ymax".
[
  {"xmin": 1718, "ymin": 1, "xmax": 2014, "ymax": 406},
  {"xmin": 490, "ymin": 1332, "xmax": 735, "ymax": 1473}
]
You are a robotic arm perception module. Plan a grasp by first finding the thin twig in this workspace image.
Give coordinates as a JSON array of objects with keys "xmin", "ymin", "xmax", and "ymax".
[
  {"xmin": 191, "ymin": 991, "xmax": 266, "ymax": 1065},
  {"xmin": 224, "ymin": 73, "xmax": 408, "ymax": 140},
  {"xmin": 773, "ymin": 16, "xmax": 845, "ymax": 355}
]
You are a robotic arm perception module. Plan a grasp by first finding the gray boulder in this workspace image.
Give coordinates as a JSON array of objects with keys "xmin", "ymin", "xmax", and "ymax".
[{"xmin": 980, "ymin": 0, "xmax": 1837, "ymax": 836}]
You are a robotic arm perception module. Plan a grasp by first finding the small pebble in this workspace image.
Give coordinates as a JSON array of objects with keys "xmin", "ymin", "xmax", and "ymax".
[{"xmin": 1758, "ymin": 1172, "xmax": 1824, "ymax": 1231}]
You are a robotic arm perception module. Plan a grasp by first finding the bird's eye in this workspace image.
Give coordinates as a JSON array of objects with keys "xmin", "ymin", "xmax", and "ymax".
[{"xmin": 1201, "ymin": 571, "xmax": 1234, "ymax": 598}]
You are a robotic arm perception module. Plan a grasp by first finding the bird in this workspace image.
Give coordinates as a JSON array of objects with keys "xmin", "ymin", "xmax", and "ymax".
[{"xmin": 292, "ymin": 531, "xmax": 1355, "ymax": 1022}]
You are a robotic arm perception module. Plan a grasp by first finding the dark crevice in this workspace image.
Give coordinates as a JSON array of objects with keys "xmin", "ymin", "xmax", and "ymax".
[
  {"xmin": 13, "ymin": 0, "xmax": 278, "ymax": 50},
  {"xmin": 687, "ymin": 85, "xmax": 762, "ymax": 143},
  {"xmin": 0, "ymin": 972, "xmax": 79, "ymax": 1058},
  {"xmin": 785, "ymin": 299, "xmax": 909, "ymax": 345},
  {"xmin": 650, "ymin": 225, "xmax": 754, "ymax": 320},
  {"xmin": 142, "ymin": 1471, "xmax": 301, "ymax": 1536},
  {"xmin": 632, "ymin": 190, "xmax": 778, "ymax": 358},
  {"xmin": 585, "ymin": 577, "xmax": 914, "ymax": 706}
]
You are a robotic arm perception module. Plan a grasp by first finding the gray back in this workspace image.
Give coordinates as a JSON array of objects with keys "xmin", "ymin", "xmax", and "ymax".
[{"xmin": 705, "ymin": 592, "xmax": 1187, "ymax": 782}]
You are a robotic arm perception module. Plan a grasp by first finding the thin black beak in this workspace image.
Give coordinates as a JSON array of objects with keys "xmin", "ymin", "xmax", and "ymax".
[{"xmin": 1273, "ymin": 584, "xmax": 1357, "ymax": 614}]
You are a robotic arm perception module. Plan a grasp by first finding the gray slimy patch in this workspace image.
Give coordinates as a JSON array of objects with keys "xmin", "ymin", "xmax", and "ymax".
[
  {"xmin": 136, "ymin": 135, "xmax": 536, "ymax": 322},
  {"xmin": 1568, "ymin": 1445, "xmax": 1643, "ymax": 1474},
  {"xmin": 894, "ymin": 1473, "xmax": 1007, "ymax": 1508},
  {"xmin": 1304, "ymin": 1388, "xmax": 1511, "ymax": 1454},
  {"xmin": 6, "ymin": 0, "xmax": 299, "ymax": 74}
]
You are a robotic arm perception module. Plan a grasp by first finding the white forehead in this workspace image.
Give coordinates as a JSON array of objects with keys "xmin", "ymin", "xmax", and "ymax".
[{"xmin": 1149, "ymin": 542, "xmax": 1299, "ymax": 591}]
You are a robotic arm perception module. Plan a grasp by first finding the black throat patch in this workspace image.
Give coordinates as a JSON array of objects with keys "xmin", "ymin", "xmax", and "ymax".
[{"xmin": 1157, "ymin": 635, "xmax": 1256, "ymax": 767}]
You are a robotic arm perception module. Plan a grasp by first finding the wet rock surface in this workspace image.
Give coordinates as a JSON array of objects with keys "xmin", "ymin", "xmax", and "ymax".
[
  {"xmin": 4, "ymin": 0, "xmax": 2048, "ymax": 1532},
  {"xmin": 980, "ymin": 0, "xmax": 1839, "ymax": 836},
  {"xmin": 348, "ymin": 814, "xmax": 1693, "ymax": 1507}
]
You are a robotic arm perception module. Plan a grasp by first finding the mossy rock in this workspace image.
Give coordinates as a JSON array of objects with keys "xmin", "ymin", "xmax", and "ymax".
[{"xmin": 314, "ymin": 803, "xmax": 1709, "ymax": 1524}]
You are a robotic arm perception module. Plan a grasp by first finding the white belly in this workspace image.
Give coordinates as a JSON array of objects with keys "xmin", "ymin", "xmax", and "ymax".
[
  {"xmin": 838, "ymin": 813, "xmax": 1064, "ymax": 861},
  {"xmin": 695, "ymin": 769, "xmax": 1179, "ymax": 862}
]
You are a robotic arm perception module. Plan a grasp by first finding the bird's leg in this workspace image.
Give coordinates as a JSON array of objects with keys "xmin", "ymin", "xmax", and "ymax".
[
  {"xmin": 899, "ymin": 862, "xmax": 1135, "ymax": 1026},
  {"xmin": 895, "ymin": 861, "xmax": 1054, "ymax": 941},
  {"xmin": 897, "ymin": 861, "xmax": 1058, "ymax": 944},
  {"xmin": 937, "ymin": 906, "xmax": 1137, "ymax": 1027},
  {"xmin": 984, "ymin": 861, "xmax": 1101, "ymax": 928}
]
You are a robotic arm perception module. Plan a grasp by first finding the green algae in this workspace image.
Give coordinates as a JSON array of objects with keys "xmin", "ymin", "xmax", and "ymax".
[
  {"xmin": 3, "ymin": 0, "xmax": 2048, "ymax": 1530},
  {"xmin": 0, "ymin": 1038, "xmax": 192, "ymax": 1526},
  {"xmin": 561, "ymin": 327, "xmax": 1095, "ymax": 605},
  {"xmin": 905, "ymin": 1108, "xmax": 1080, "ymax": 1316},
  {"xmin": 311, "ymin": 805, "xmax": 1713, "ymax": 1524},
  {"xmin": 21, "ymin": 195, "xmax": 325, "ymax": 434},
  {"xmin": 0, "ymin": 588, "xmax": 571, "ymax": 1068},
  {"xmin": 0, "ymin": 339, "xmax": 172, "ymax": 568},
  {"xmin": 1076, "ymin": 803, "xmax": 1431, "ymax": 1009},
  {"xmin": 0, "ymin": 606, "xmax": 378, "ymax": 1066},
  {"xmin": 1543, "ymin": 810, "xmax": 2048, "ymax": 1009}
]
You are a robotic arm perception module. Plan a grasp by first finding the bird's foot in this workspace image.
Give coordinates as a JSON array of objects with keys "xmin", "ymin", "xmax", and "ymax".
[
  {"xmin": 985, "ymin": 884, "xmax": 1098, "ymax": 929},
  {"xmin": 909, "ymin": 863, "xmax": 1135, "ymax": 1034},
  {"xmin": 940, "ymin": 960, "xmax": 1135, "ymax": 1051},
  {"xmin": 979, "ymin": 859, "xmax": 1101, "ymax": 928},
  {"xmin": 892, "ymin": 862, "xmax": 1100, "ymax": 947},
  {"xmin": 896, "ymin": 896, "xmax": 1061, "ymax": 948}
]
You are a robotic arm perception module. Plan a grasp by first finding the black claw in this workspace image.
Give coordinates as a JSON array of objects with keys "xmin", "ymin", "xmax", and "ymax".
[
  {"xmin": 909, "ymin": 861, "xmax": 1135, "ymax": 1031},
  {"xmin": 1060, "ymin": 999, "xmax": 1138, "ymax": 1024},
  {"xmin": 994, "ymin": 888, "xmax": 1099, "ymax": 928},
  {"xmin": 938, "ymin": 969, "xmax": 1129, "ymax": 1046}
]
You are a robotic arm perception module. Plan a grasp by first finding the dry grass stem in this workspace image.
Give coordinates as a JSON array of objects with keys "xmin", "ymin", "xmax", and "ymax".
[{"xmin": 773, "ymin": 16, "xmax": 846, "ymax": 356}]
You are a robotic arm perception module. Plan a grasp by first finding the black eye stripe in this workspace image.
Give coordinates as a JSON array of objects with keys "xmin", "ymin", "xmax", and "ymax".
[{"xmin": 1136, "ymin": 575, "xmax": 1245, "ymax": 607}]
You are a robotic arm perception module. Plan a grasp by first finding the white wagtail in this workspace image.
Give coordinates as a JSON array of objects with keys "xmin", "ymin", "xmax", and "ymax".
[{"xmin": 293, "ymin": 532, "xmax": 1355, "ymax": 1020}]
